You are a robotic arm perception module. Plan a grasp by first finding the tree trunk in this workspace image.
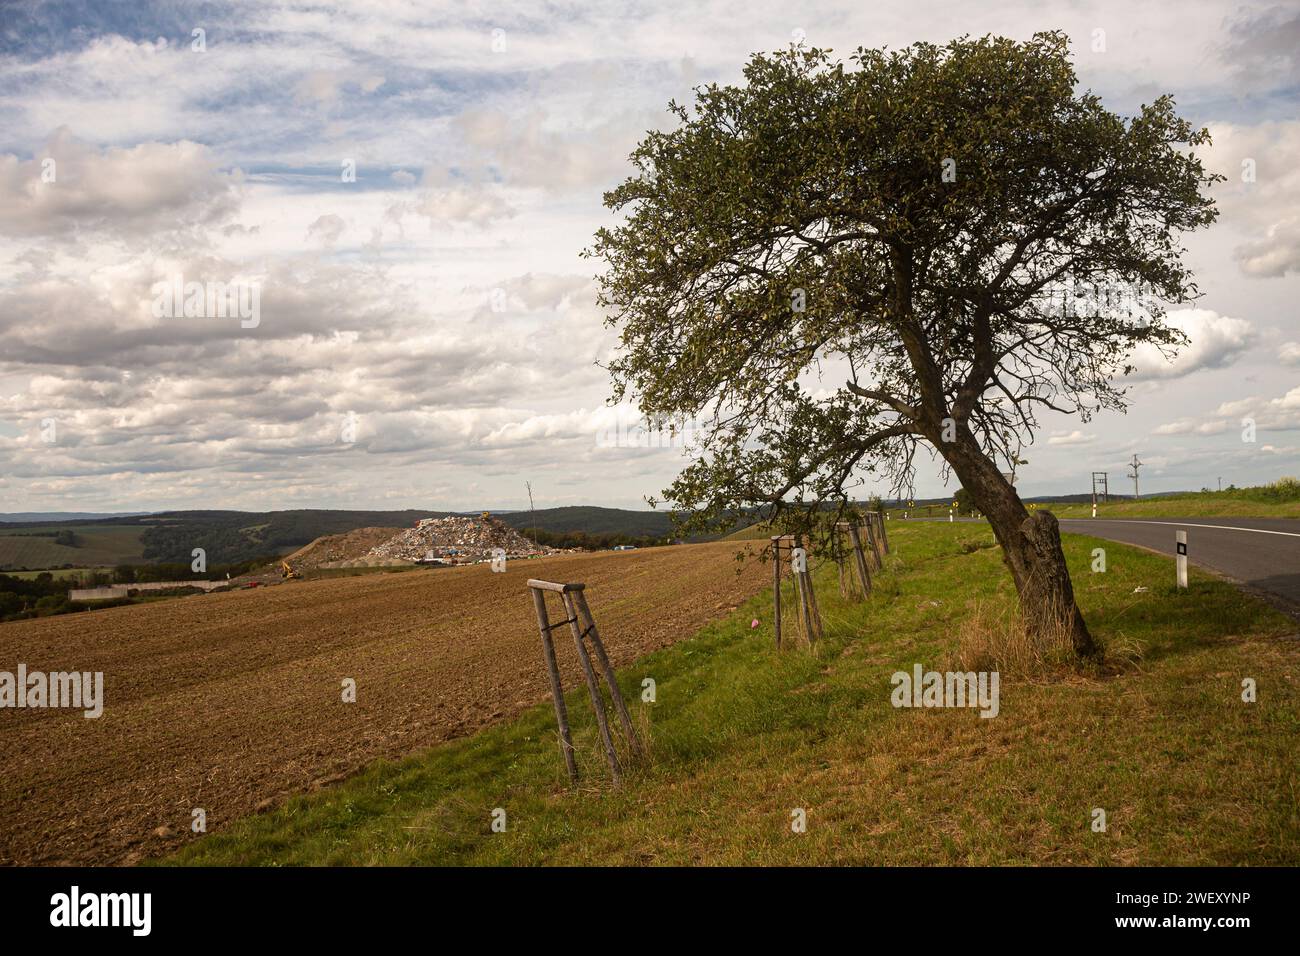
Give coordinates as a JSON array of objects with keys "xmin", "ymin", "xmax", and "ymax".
[{"xmin": 942, "ymin": 436, "xmax": 1100, "ymax": 659}]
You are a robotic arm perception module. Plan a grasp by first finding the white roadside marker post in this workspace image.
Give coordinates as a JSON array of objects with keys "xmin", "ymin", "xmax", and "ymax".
[{"xmin": 1175, "ymin": 530, "xmax": 1188, "ymax": 589}]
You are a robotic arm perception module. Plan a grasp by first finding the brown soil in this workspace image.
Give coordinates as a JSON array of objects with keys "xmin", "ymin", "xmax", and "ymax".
[{"xmin": 0, "ymin": 542, "xmax": 764, "ymax": 865}]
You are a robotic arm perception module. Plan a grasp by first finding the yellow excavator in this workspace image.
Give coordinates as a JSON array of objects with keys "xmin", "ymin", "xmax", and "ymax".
[{"xmin": 280, "ymin": 560, "xmax": 300, "ymax": 580}]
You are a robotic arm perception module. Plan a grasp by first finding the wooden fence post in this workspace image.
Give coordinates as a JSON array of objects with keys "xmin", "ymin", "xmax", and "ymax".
[
  {"xmin": 862, "ymin": 520, "xmax": 880, "ymax": 571},
  {"xmin": 792, "ymin": 535, "xmax": 819, "ymax": 645},
  {"xmin": 572, "ymin": 588, "xmax": 643, "ymax": 759},
  {"xmin": 769, "ymin": 534, "xmax": 825, "ymax": 647},
  {"xmin": 845, "ymin": 521, "xmax": 872, "ymax": 597},
  {"xmin": 771, "ymin": 536, "xmax": 783, "ymax": 649},
  {"xmin": 560, "ymin": 588, "xmax": 623, "ymax": 786},
  {"xmin": 529, "ymin": 586, "xmax": 578, "ymax": 783},
  {"xmin": 804, "ymin": 563, "xmax": 824, "ymax": 642}
]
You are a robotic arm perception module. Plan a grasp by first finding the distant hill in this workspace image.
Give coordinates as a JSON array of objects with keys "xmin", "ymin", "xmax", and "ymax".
[
  {"xmin": 0, "ymin": 512, "xmax": 151, "ymax": 523},
  {"xmin": 0, "ymin": 506, "xmax": 687, "ymax": 570},
  {"xmin": 6, "ymin": 491, "xmax": 1217, "ymax": 570}
]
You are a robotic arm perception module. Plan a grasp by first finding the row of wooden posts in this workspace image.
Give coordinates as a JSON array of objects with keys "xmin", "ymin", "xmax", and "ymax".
[
  {"xmin": 770, "ymin": 511, "xmax": 889, "ymax": 649},
  {"xmin": 527, "ymin": 512, "xmax": 890, "ymax": 784}
]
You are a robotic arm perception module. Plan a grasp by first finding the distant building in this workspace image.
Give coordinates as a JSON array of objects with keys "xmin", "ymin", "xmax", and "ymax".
[{"xmin": 68, "ymin": 588, "xmax": 121, "ymax": 601}]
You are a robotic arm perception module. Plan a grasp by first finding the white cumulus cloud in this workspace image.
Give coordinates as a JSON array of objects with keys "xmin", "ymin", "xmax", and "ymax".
[{"xmin": 1125, "ymin": 309, "xmax": 1255, "ymax": 381}]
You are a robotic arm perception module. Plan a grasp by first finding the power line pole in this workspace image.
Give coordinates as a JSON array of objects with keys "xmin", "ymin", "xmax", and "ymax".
[
  {"xmin": 526, "ymin": 481, "xmax": 538, "ymax": 547},
  {"xmin": 1090, "ymin": 471, "xmax": 1109, "ymax": 503},
  {"xmin": 1126, "ymin": 454, "xmax": 1142, "ymax": 500}
]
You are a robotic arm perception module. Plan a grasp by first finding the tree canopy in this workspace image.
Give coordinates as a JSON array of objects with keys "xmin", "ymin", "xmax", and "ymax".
[{"xmin": 591, "ymin": 32, "xmax": 1220, "ymax": 545}]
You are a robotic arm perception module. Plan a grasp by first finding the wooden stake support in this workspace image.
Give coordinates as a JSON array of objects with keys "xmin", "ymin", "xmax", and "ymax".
[
  {"xmin": 837, "ymin": 521, "xmax": 872, "ymax": 599},
  {"xmin": 772, "ymin": 544, "xmax": 783, "ymax": 649},
  {"xmin": 770, "ymin": 535, "xmax": 822, "ymax": 647},
  {"xmin": 863, "ymin": 518, "xmax": 882, "ymax": 570},
  {"xmin": 527, "ymin": 579, "xmax": 643, "ymax": 785},
  {"xmin": 529, "ymin": 585, "xmax": 577, "ymax": 782},
  {"xmin": 795, "ymin": 535, "xmax": 822, "ymax": 643}
]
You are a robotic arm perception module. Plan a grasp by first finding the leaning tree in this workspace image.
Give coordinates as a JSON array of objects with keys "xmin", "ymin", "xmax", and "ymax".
[{"xmin": 589, "ymin": 32, "xmax": 1220, "ymax": 659}]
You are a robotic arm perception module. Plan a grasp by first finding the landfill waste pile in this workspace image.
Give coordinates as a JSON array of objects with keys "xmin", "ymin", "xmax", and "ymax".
[{"xmin": 366, "ymin": 513, "xmax": 553, "ymax": 565}]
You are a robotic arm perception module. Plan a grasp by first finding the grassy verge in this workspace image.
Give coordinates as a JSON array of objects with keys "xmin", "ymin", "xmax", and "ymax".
[
  {"xmin": 1037, "ymin": 478, "xmax": 1300, "ymax": 518},
  {"xmin": 162, "ymin": 522, "xmax": 1299, "ymax": 866}
]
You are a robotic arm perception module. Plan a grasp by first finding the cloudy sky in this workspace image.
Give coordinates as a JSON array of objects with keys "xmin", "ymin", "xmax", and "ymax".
[{"xmin": 0, "ymin": 0, "xmax": 1297, "ymax": 514}]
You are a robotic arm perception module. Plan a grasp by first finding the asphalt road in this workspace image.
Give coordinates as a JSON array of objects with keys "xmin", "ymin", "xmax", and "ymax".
[
  {"xmin": 902, "ymin": 514, "xmax": 1300, "ymax": 612},
  {"xmin": 1057, "ymin": 516, "xmax": 1300, "ymax": 611}
]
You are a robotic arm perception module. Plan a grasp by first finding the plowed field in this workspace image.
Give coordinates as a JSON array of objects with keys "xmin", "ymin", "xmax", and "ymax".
[{"xmin": 0, "ymin": 542, "xmax": 764, "ymax": 865}]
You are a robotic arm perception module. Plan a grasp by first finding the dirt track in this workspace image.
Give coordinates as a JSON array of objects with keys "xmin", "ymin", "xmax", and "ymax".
[{"xmin": 0, "ymin": 542, "xmax": 764, "ymax": 865}]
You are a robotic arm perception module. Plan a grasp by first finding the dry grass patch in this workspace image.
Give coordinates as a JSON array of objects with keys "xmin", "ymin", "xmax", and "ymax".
[{"xmin": 949, "ymin": 599, "xmax": 1145, "ymax": 681}]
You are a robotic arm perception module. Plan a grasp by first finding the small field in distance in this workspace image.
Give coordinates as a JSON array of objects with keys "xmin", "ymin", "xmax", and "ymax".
[
  {"xmin": 166, "ymin": 521, "xmax": 1299, "ymax": 867},
  {"xmin": 2, "ymin": 567, "xmax": 112, "ymax": 581},
  {"xmin": 0, "ymin": 525, "xmax": 146, "ymax": 570}
]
